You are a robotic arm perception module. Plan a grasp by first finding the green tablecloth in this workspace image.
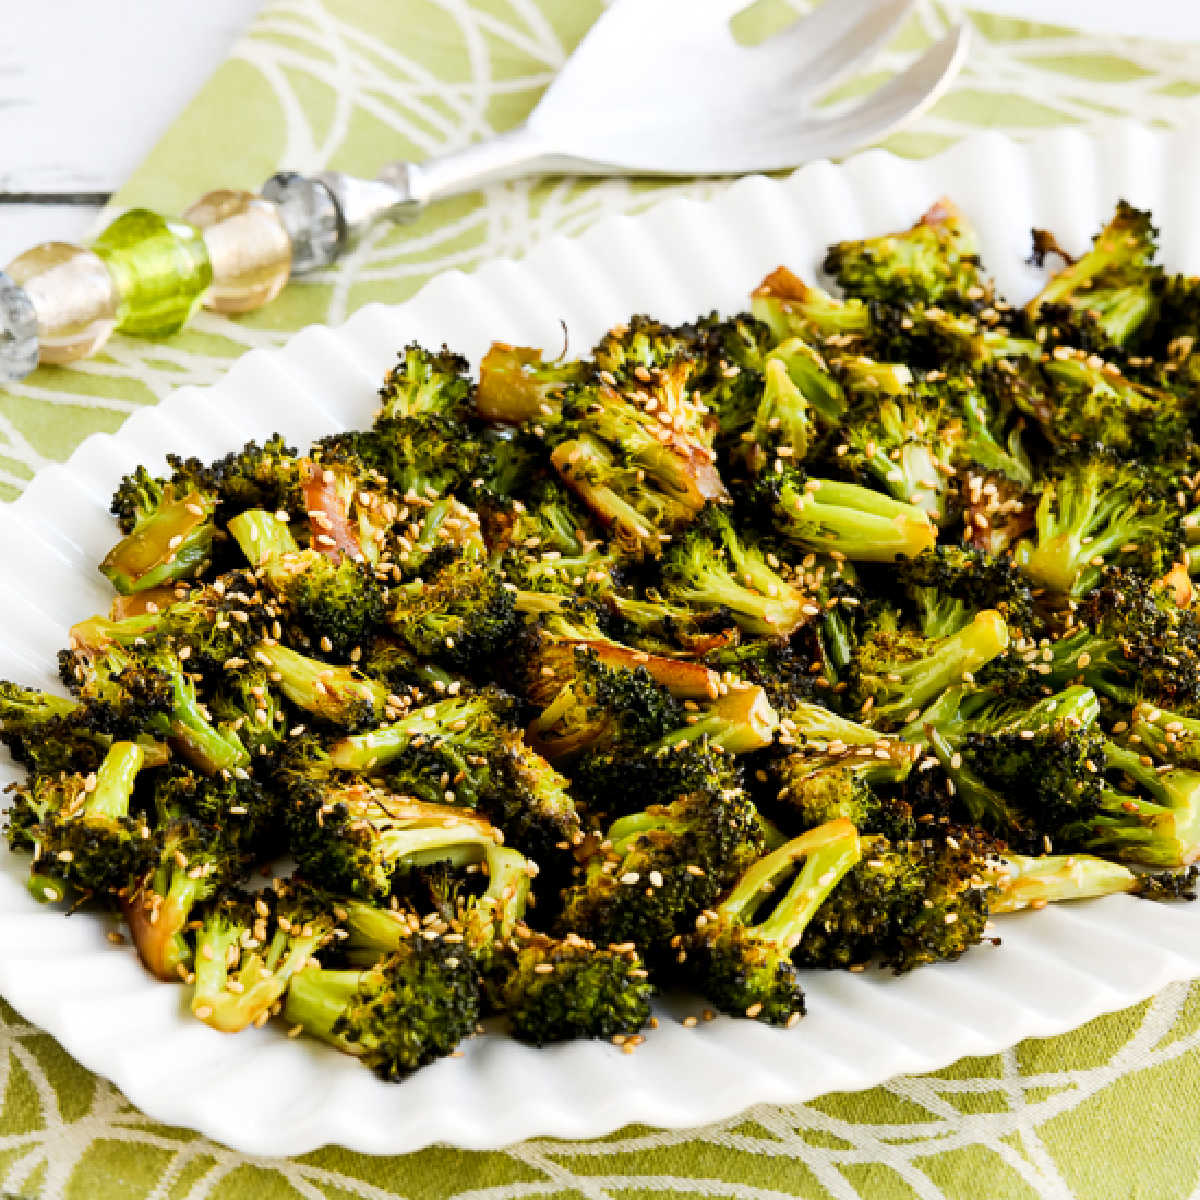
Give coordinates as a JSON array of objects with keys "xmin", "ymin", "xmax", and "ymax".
[{"xmin": 4, "ymin": 2, "xmax": 1200, "ymax": 1196}]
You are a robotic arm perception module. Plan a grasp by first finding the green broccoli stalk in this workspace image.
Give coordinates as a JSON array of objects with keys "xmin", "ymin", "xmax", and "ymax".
[
  {"xmin": 190, "ymin": 884, "xmax": 336, "ymax": 1033},
  {"xmin": 661, "ymin": 507, "xmax": 810, "ymax": 638},
  {"xmin": 686, "ymin": 819, "xmax": 863, "ymax": 1023},
  {"xmin": 985, "ymin": 852, "xmax": 1152, "ymax": 913},
  {"xmin": 764, "ymin": 338, "xmax": 846, "ymax": 425},
  {"xmin": 31, "ymin": 740, "xmax": 152, "ymax": 897},
  {"xmin": 251, "ymin": 642, "xmax": 388, "ymax": 730},
  {"xmin": 282, "ymin": 937, "xmax": 481, "ymax": 1077},
  {"xmin": 228, "ymin": 509, "xmax": 385, "ymax": 657},
  {"xmin": 750, "ymin": 468, "xmax": 937, "ymax": 563},
  {"xmin": 849, "ymin": 609, "xmax": 1010, "ymax": 728},
  {"xmin": 99, "ymin": 475, "xmax": 215, "ymax": 595},
  {"xmin": 648, "ymin": 684, "xmax": 780, "ymax": 756}
]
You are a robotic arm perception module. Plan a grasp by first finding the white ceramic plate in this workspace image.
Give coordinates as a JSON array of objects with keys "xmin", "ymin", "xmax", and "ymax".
[{"xmin": 3, "ymin": 119, "xmax": 1200, "ymax": 1157}]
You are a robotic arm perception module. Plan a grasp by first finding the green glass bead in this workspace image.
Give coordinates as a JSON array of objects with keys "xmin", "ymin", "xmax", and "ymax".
[{"xmin": 92, "ymin": 209, "xmax": 212, "ymax": 337}]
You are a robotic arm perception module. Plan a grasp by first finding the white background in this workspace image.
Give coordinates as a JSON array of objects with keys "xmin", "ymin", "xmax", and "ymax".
[{"xmin": 0, "ymin": 0, "xmax": 1191, "ymax": 264}]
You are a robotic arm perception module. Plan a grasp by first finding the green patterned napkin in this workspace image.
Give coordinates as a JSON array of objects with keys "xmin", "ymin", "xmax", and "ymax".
[{"xmin": 4, "ymin": 2, "xmax": 1200, "ymax": 1196}]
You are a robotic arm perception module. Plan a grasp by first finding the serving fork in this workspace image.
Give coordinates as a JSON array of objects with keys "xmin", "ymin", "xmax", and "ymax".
[{"xmin": 268, "ymin": 0, "xmax": 970, "ymax": 270}]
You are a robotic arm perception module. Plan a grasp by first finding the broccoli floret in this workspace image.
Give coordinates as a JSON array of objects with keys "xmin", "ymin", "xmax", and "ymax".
[
  {"xmin": 685, "ymin": 820, "xmax": 862, "ymax": 1023},
  {"xmin": 285, "ymin": 776, "xmax": 498, "ymax": 901},
  {"xmin": 1014, "ymin": 450, "xmax": 1183, "ymax": 599},
  {"xmin": 1027, "ymin": 201, "xmax": 1160, "ymax": 351},
  {"xmin": 378, "ymin": 342, "xmax": 473, "ymax": 421},
  {"xmin": 1036, "ymin": 571, "xmax": 1200, "ymax": 712},
  {"xmin": 896, "ymin": 544, "xmax": 1038, "ymax": 639},
  {"xmin": 190, "ymin": 882, "xmax": 336, "ymax": 1032},
  {"xmin": 284, "ymin": 935, "xmax": 480, "ymax": 1077},
  {"xmin": 0, "ymin": 681, "xmax": 158, "ymax": 776},
  {"xmin": 100, "ymin": 474, "xmax": 215, "ymax": 595},
  {"xmin": 327, "ymin": 690, "xmax": 512, "ymax": 782},
  {"xmin": 921, "ymin": 686, "xmax": 1107, "ymax": 853},
  {"xmin": 559, "ymin": 786, "xmax": 766, "ymax": 963},
  {"xmin": 548, "ymin": 383, "xmax": 728, "ymax": 558},
  {"xmin": 1039, "ymin": 352, "xmax": 1188, "ymax": 458},
  {"xmin": 1082, "ymin": 740, "xmax": 1200, "ymax": 868},
  {"xmin": 735, "ymin": 356, "xmax": 816, "ymax": 475},
  {"xmin": 490, "ymin": 478, "xmax": 619, "ymax": 601},
  {"xmin": 750, "ymin": 267, "xmax": 871, "ymax": 347},
  {"xmin": 747, "ymin": 467, "xmax": 936, "ymax": 563},
  {"xmin": 660, "ymin": 506, "xmax": 810, "ymax": 638},
  {"xmin": 501, "ymin": 935, "xmax": 654, "ymax": 1046},
  {"xmin": 795, "ymin": 827, "xmax": 994, "ymax": 973},
  {"xmin": 30, "ymin": 740, "xmax": 152, "ymax": 898},
  {"xmin": 388, "ymin": 553, "xmax": 518, "ymax": 670},
  {"xmin": 151, "ymin": 763, "xmax": 282, "ymax": 863},
  {"xmin": 71, "ymin": 570, "xmax": 276, "ymax": 680},
  {"xmin": 525, "ymin": 647, "xmax": 684, "ymax": 762},
  {"xmin": 475, "ymin": 342, "xmax": 589, "ymax": 425},
  {"xmin": 848, "ymin": 609, "xmax": 1010, "ymax": 728},
  {"xmin": 206, "ymin": 666, "xmax": 287, "ymax": 762},
  {"xmin": 823, "ymin": 199, "xmax": 991, "ymax": 310},
  {"xmin": 228, "ymin": 508, "xmax": 385, "ymax": 657},
  {"xmin": 122, "ymin": 816, "xmax": 248, "ymax": 982},
  {"xmin": 59, "ymin": 639, "xmax": 249, "ymax": 775},
  {"xmin": 839, "ymin": 386, "xmax": 958, "ymax": 525},
  {"xmin": 571, "ymin": 740, "xmax": 742, "ymax": 825}
]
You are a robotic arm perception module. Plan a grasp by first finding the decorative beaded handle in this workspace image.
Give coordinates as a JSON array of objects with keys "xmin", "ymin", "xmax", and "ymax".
[{"xmin": 0, "ymin": 127, "xmax": 565, "ymax": 384}]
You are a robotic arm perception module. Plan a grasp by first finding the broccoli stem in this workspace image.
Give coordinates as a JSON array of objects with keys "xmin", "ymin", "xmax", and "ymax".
[
  {"xmin": 651, "ymin": 685, "xmax": 779, "ymax": 755},
  {"xmin": 774, "ymin": 477, "xmax": 937, "ymax": 562},
  {"xmin": 100, "ymin": 492, "xmax": 214, "ymax": 595},
  {"xmin": 166, "ymin": 669, "xmax": 249, "ymax": 775},
  {"xmin": 253, "ymin": 642, "xmax": 388, "ymax": 726},
  {"xmin": 986, "ymin": 853, "xmax": 1140, "ymax": 913},
  {"xmin": 720, "ymin": 819, "xmax": 862, "ymax": 946},
  {"xmin": 227, "ymin": 509, "xmax": 299, "ymax": 569},
  {"xmin": 876, "ymin": 610, "xmax": 1009, "ymax": 726},
  {"xmin": 766, "ymin": 339, "xmax": 845, "ymax": 424},
  {"xmin": 283, "ymin": 968, "xmax": 364, "ymax": 1048},
  {"xmin": 327, "ymin": 695, "xmax": 488, "ymax": 772},
  {"xmin": 85, "ymin": 741, "xmax": 145, "ymax": 820}
]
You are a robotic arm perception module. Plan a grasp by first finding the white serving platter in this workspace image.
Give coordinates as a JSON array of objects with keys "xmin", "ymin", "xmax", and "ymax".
[{"xmin": 2, "ymin": 119, "xmax": 1200, "ymax": 1156}]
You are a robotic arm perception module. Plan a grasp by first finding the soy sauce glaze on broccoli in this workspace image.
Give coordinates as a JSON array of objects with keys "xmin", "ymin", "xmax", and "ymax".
[{"xmin": 4, "ymin": 196, "xmax": 1200, "ymax": 1080}]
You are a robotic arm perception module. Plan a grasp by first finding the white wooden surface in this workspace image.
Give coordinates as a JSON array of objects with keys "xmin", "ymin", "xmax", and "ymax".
[{"xmin": 0, "ymin": 0, "xmax": 1191, "ymax": 265}]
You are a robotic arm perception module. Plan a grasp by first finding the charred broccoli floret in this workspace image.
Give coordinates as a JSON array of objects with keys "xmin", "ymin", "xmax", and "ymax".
[
  {"xmin": 685, "ymin": 820, "xmax": 862, "ymax": 1023},
  {"xmin": 282, "ymin": 936, "xmax": 481, "ymax": 1078},
  {"xmin": 378, "ymin": 342, "xmax": 473, "ymax": 421},
  {"xmin": 228, "ymin": 508, "xmax": 385, "ymax": 657},
  {"xmin": 189, "ymin": 882, "xmax": 336, "ymax": 1033},
  {"xmin": 559, "ymin": 786, "xmax": 767, "ymax": 963},
  {"xmin": 823, "ymin": 199, "xmax": 991, "ymax": 310},
  {"xmin": 1027, "ymin": 201, "xmax": 1160, "ymax": 350}
]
